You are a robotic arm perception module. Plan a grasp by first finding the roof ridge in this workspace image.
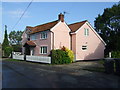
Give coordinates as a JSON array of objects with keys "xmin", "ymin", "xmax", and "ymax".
[
  {"xmin": 68, "ymin": 20, "xmax": 87, "ymax": 26},
  {"xmin": 34, "ymin": 20, "xmax": 59, "ymax": 28}
]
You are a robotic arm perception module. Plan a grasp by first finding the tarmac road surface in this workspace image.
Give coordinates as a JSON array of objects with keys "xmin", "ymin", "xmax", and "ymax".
[{"xmin": 2, "ymin": 60, "xmax": 120, "ymax": 88}]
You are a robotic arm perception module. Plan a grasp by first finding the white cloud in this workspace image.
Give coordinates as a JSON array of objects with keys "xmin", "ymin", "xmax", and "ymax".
[{"xmin": 6, "ymin": 8, "xmax": 30, "ymax": 18}]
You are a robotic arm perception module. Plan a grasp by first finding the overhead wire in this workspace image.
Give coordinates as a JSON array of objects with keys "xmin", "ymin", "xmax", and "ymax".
[{"xmin": 12, "ymin": 0, "xmax": 33, "ymax": 30}]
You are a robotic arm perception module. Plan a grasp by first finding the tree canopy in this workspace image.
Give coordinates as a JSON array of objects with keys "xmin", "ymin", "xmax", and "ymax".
[
  {"xmin": 94, "ymin": 2, "xmax": 120, "ymax": 53},
  {"xmin": 9, "ymin": 30, "xmax": 23, "ymax": 45},
  {"xmin": 2, "ymin": 25, "xmax": 9, "ymax": 50}
]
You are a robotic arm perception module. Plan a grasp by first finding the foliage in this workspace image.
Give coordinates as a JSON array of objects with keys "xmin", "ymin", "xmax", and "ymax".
[
  {"xmin": 94, "ymin": 2, "xmax": 120, "ymax": 54},
  {"xmin": 5, "ymin": 59, "xmax": 22, "ymax": 62},
  {"xmin": 4, "ymin": 46, "xmax": 13, "ymax": 57},
  {"xmin": 61, "ymin": 46, "xmax": 74, "ymax": 63},
  {"xmin": 111, "ymin": 51, "xmax": 120, "ymax": 58},
  {"xmin": 2, "ymin": 25, "xmax": 9, "ymax": 51},
  {"xmin": 50, "ymin": 49, "xmax": 71, "ymax": 64},
  {"xmin": 50, "ymin": 46, "xmax": 74, "ymax": 64},
  {"xmin": 12, "ymin": 44, "xmax": 22, "ymax": 52},
  {"xmin": 9, "ymin": 30, "xmax": 23, "ymax": 45}
]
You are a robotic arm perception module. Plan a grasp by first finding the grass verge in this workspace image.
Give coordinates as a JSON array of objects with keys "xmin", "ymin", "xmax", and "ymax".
[
  {"xmin": 5, "ymin": 58, "xmax": 23, "ymax": 62},
  {"xmin": 82, "ymin": 67, "xmax": 105, "ymax": 72}
]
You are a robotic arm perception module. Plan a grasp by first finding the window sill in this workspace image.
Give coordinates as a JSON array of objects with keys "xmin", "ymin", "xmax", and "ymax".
[
  {"xmin": 40, "ymin": 38, "xmax": 47, "ymax": 40},
  {"xmin": 40, "ymin": 53, "xmax": 47, "ymax": 55}
]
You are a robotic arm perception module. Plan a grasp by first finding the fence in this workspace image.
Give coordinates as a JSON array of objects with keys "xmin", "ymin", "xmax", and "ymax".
[
  {"xmin": 13, "ymin": 55, "xmax": 24, "ymax": 60},
  {"xmin": 13, "ymin": 55, "xmax": 51, "ymax": 64}
]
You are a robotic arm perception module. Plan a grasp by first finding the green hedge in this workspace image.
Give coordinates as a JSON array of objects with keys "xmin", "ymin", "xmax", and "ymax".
[
  {"xmin": 50, "ymin": 46, "xmax": 74, "ymax": 64},
  {"xmin": 4, "ymin": 46, "xmax": 13, "ymax": 57},
  {"xmin": 111, "ymin": 51, "xmax": 120, "ymax": 58}
]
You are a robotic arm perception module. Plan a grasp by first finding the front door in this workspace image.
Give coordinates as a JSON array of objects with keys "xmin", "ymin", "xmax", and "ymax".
[{"xmin": 25, "ymin": 46, "xmax": 30, "ymax": 55}]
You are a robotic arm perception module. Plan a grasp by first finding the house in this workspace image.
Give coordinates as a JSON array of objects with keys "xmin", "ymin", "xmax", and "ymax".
[{"xmin": 22, "ymin": 13, "xmax": 106, "ymax": 60}]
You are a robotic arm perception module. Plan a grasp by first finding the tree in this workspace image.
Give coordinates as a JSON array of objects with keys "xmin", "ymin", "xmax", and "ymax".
[
  {"xmin": 2, "ymin": 25, "xmax": 10, "ymax": 57},
  {"xmin": 94, "ymin": 2, "xmax": 120, "ymax": 54},
  {"xmin": 2, "ymin": 25, "xmax": 9, "ymax": 50},
  {"xmin": 9, "ymin": 30, "xmax": 23, "ymax": 45}
]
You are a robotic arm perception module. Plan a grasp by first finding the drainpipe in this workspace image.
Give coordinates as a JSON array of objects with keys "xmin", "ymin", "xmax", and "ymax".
[
  {"xmin": 50, "ymin": 31, "xmax": 54, "ymax": 50},
  {"xmin": 69, "ymin": 32, "xmax": 72, "ymax": 50}
]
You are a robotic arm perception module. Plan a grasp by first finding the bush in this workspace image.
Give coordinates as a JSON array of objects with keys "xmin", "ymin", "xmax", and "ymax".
[
  {"xmin": 50, "ymin": 46, "xmax": 74, "ymax": 64},
  {"xmin": 4, "ymin": 46, "xmax": 13, "ymax": 57},
  {"xmin": 61, "ymin": 46, "xmax": 74, "ymax": 63},
  {"xmin": 50, "ymin": 49, "xmax": 71, "ymax": 64},
  {"xmin": 12, "ymin": 45, "xmax": 22, "ymax": 52},
  {"xmin": 111, "ymin": 51, "xmax": 120, "ymax": 58}
]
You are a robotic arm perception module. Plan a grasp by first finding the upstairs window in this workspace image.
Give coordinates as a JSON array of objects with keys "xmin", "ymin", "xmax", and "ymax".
[
  {"xmin": 84, "ymin": 28, "xmax": 89, "ymax": 36},
  {"xmin": 30, "ymin": 34, "xmax": 37, "ymax": 40},
  {"xmin": 82, "ymin": 45, "xmax": 87, "ymax": 50},
  {"xmin": 40, "ymin": 32, "xmax": 47, "ymax": 39}
]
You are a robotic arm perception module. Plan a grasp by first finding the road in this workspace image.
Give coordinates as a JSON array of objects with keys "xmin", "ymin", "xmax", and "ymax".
[{"xmin": 2, "ymin": 60, "xmax": 120, "ymax": 88}]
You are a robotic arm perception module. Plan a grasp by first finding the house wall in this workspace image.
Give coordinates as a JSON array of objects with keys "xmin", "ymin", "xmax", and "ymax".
[
  {"xmin": 21, "ymin": 32, "xmax": 28, "ymax": 54},
  {"xmin": 51, "ymin": 22, "xmax": 70, "ymax": 49},
  {"xmin": 71, "ymin": 34, "xmax": 76, "ymax": 57},
  {"xmin": 29, "ymin": 30, "xmax": 51, "ymax": 56},
  {"xmin": 75, "ymin": 23, "xmax": 105, "ymax": 60}
]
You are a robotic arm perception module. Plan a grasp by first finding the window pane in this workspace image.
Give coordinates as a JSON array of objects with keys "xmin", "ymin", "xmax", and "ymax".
[
  {"xmin": 40, "ymin": 46, "xmax": 47, "ymax": 54},
  {"xmin": 87, "ymin": 29, "xmax": 89, "ymax": 36},
  {"xmin": 40, "ymin": 47, "xmax": 43, "ymax": 54},
  {"xmin": 82, "ymin": 46, "xmax": 87, "ymax": 50},
  {"xmin": 41, "ymin": 32, "xmax": 47, "ymax": 39}
]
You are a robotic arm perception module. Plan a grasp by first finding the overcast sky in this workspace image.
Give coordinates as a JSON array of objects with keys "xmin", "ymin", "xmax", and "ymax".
[{"xmin": 1, "ymin": 1, "xmax": 118, "ymax": 43}]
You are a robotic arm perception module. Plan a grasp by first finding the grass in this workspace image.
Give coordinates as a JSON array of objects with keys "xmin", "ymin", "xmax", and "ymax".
[
  {"xmin": 4, "ymin": 58, "xmax": 51, "ymax": 65},
  {"xmin": 5, "ymin": 58, "xmax": 23, "ymax": 62},
  {"xmin": 82, "ymin": 67, "xmax": 105, "ymax": 72},
  {"xmin": 82, "ymin": 59, "xmax": 118, "ymax": 73},
  {"xmin": 82, "ymin": 59, "xmax": 105, "ymax": 72}
]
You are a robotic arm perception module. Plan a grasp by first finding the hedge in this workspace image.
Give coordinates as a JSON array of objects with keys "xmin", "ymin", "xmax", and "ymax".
[{"xmin": 50, "ymin": 46, "xmax": 74, "ymax": 64}]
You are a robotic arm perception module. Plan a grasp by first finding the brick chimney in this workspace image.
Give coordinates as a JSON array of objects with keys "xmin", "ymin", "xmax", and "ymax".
[{"xmin": 58, "ymin": 13, "xmax": 64, "ymax": 22}]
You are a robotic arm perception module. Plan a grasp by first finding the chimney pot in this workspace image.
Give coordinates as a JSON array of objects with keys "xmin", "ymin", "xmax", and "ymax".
[{"xmin": 58, "ymin": 13, "xmax": 64, "ymax": 22}]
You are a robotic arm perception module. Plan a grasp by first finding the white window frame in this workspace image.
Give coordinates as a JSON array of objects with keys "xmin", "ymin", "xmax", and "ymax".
[
  {"xmin": 40, "ymin": 46, "xmax": 47, "ymax": 54},
  {"xmin": 82, "ymin": 45, "xmax": 87, "ymax": 50},
  {"xmin": 40, "ymin": 32, "xmax": 47, "ymax": 39},
  {"xmin": 84, "ymin": 28, "xmax": 89, "ymax": 36}
]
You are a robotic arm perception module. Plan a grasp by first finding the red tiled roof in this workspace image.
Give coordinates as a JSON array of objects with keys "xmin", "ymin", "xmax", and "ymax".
[
  {"xmin": 68, "ymin": 20, "xmax": 87, "ymax": 32},
  {"xmin": 27, "ymin": 20, "xmax": 59, "ymax": 34},
  {"xmin": 24, "ymin": 41, "xmax": 36, "ymax": 47}
]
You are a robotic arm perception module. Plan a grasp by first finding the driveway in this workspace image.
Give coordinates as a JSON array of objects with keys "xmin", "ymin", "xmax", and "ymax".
[{"xmin": 2, "ymin": 59, "xmax": 120, "ymax": 88}]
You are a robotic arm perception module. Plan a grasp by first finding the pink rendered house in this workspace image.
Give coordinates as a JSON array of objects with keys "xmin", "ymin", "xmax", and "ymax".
[{"xmin": 22, "ymin": 13, "xmax": 106, "ymax": 60}]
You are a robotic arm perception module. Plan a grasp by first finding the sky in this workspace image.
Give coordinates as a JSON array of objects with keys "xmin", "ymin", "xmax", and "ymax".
[{"xmin": 0, "ymin": 1, "xmax": 119, "ymax": 43}]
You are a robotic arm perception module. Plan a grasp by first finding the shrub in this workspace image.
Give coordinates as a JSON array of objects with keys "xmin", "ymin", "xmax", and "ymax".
[
  {"xmin": 12, "ymin": 45, "xmax": 22, "ymax": 52},
  {"xmin": 111, "ymin": 51, "xmax": 120, "ymax": 58},
  {"xmin": 61, "ymin": 46, "xmax": 74, "ymax": 63},
  {"xmin": 50, "ymin": 49, "xmax": 71, "ymax": 64},
  {"xmin": 50, "ymin": 46, "xmax": 74, "ymax": 64},
  {"xmin": 4, "ymin": 46, "xmax": 13, "ymax": 57}
]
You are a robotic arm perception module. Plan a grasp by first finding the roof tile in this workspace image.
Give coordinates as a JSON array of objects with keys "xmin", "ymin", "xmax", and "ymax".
[{"xmin": 68, "ymin": 20, "xmax": 87, "ymax": 32}]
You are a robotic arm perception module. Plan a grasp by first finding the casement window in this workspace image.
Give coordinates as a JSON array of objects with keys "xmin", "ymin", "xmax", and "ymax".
[
  {"xmin": 84, "ymin": 28, "xmax": 89, "ymax": 36},
  {"xmin": 30, "ymin": 34, "xmax": 37, "ymax": 40},
  {"xmin": 40, "ymin": 46, "xmax": 47, "ymax": 54},
  {"xmin": 82, "ymin": 45, "xmax": 87, "ymax": 50},
  {"xmin": 40, "ymin": 32, "xmax": 47, "ymax": 39}
]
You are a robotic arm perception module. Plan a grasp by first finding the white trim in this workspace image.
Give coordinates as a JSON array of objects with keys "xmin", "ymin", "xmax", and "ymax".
[
  {"xmin": 40, "ymin": 32, "xmax": 48, "ymax": 39},
  {"xmin": 40, "ymin": 46, "xmax": 48, "ymax": 54},
  {"xmin": 72, "ymin": 21, "xmax": 106, "ymax": 45},
  {"xmin": 50, "ymin": 21, "xmax": 61, "ymax": 31},
  {"xmin": 70, "ymin": 32, "xmax": 76, "ymax": 34},
  {"xmin": 86, "ymin": 22, "xmax": 106, "ymax": 45},
  {"xmin": 64, "ymin": 22, "xmax": 72, "ymax": 32},
  {"xmin": 74, "ymin": 22, "xmax": 86, "ymax": 34}
]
